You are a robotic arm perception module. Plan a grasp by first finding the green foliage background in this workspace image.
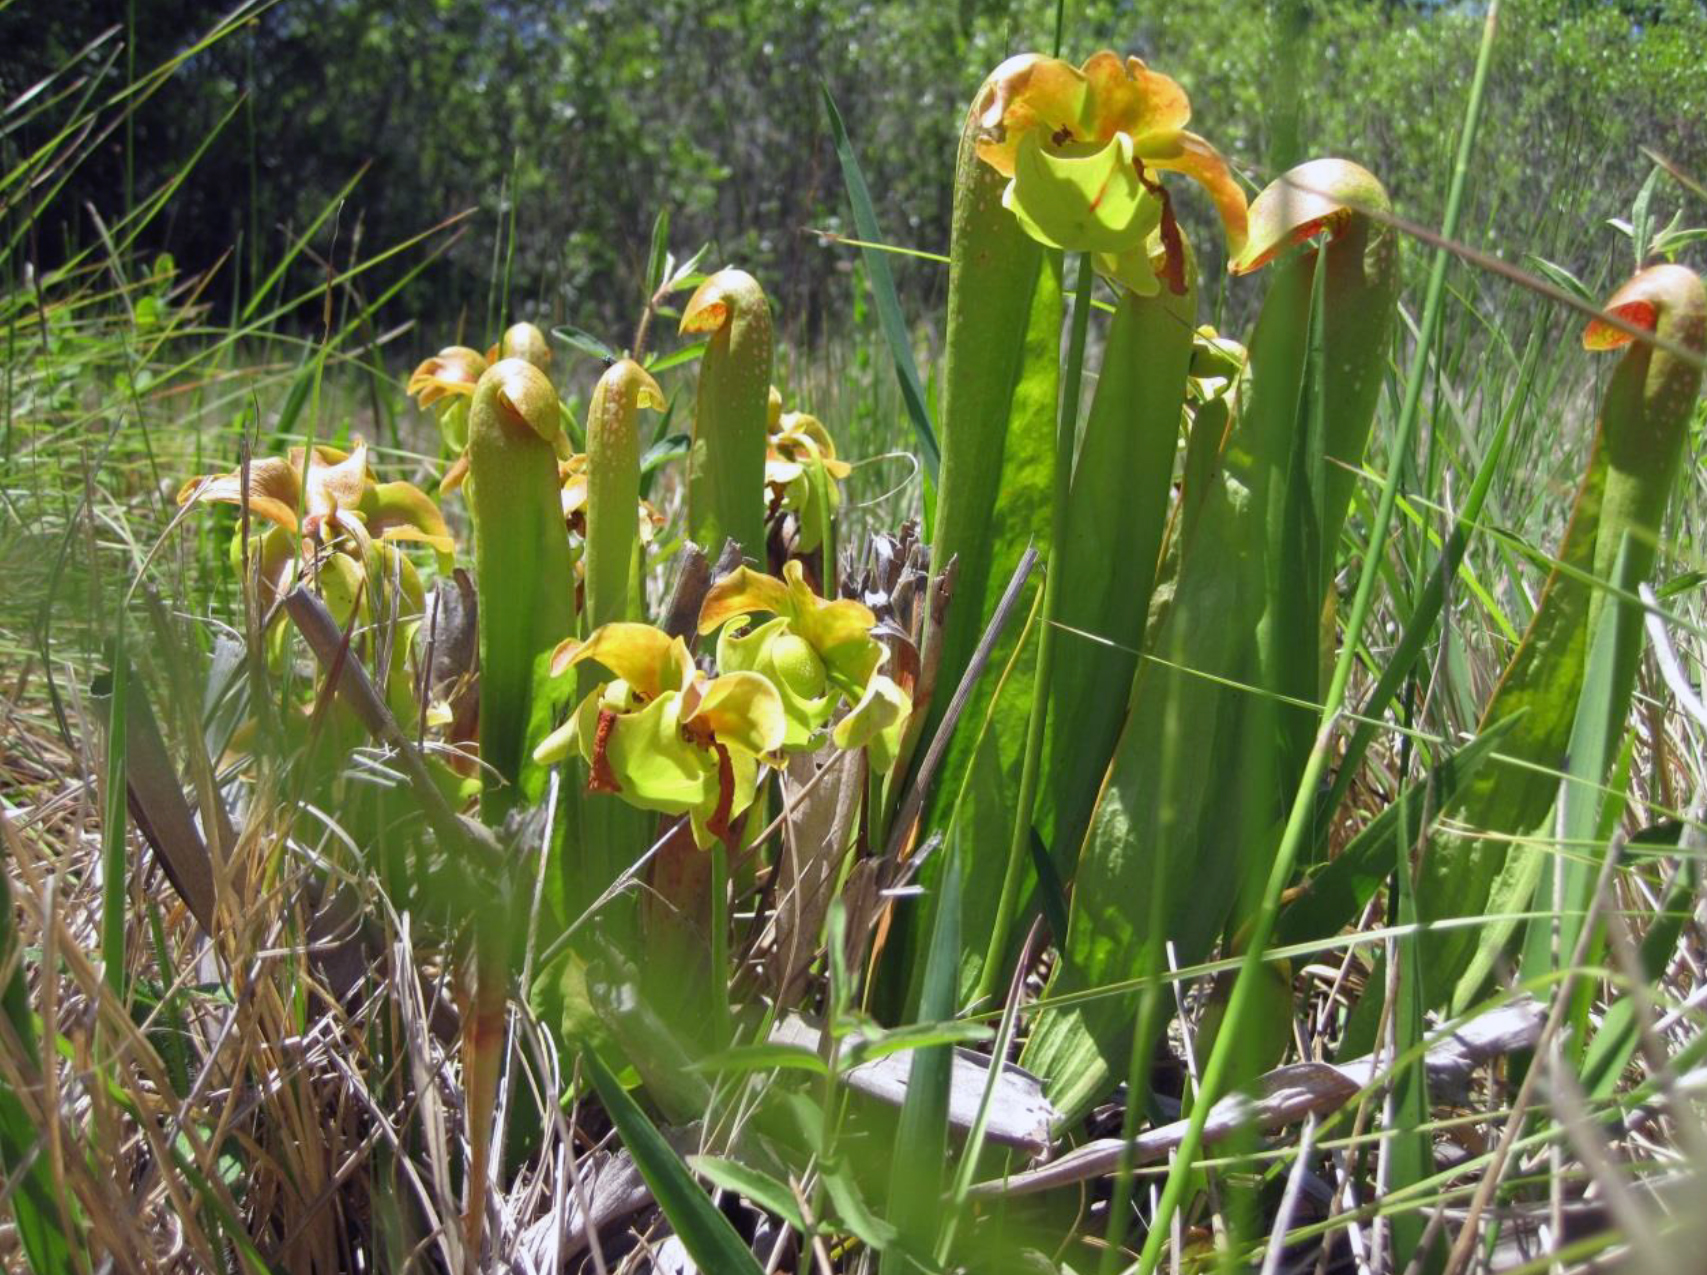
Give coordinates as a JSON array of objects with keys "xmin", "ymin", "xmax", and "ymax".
[{"xmin": 5, "ymin": 0, "xmax": 1705, "ymax": 336}]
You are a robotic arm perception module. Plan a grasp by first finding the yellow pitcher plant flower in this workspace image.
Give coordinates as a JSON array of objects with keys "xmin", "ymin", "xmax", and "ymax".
[
  {"xmin": 973, "ymin": 50, "xmax": 1247, "ymax": 294},
  {"xmin": 532, "ymin": 622, "xmax": 785, "ymax": 849},
  {"xmin": 698, "ymin": 560, "xmax": 911, "ymax": 770},
  {"xmin": 177, "ymin": 438, "xmax": 453, "ymax": 606},
  {"xmin": 406, "ymin": 344, "xmax": 488, "ymax": 454},
  {"xmin": 178, "ymin": 438, "xmax": 454, "ymax": 718},
  {"xmin": 408, "ymin": 322, "xmax": 559, "ymax": 495},
  {"xmin": 764, "ymin": 387, "xmax": 852, "ymax": 556}
]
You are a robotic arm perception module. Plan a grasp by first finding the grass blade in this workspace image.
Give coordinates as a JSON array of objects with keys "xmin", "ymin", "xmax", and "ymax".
[
  {"xmin": 820, "ymin": 84, "xmax": 939, "ymax": 481},
  {"xmin": 583, "ymin": 1049, "xmax": 765, "ymax": 1275}
]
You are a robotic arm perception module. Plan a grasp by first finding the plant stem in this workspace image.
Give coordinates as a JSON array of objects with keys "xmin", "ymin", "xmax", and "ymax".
[
  {"xmin": 101, "ymin": 619, "xmax": 127, "ymax": 999},
  {"xmin": 709, "ymin": 839, "xmax": 730, "ymax": 1048},
  {"xmin": 1130, "ymin": 5, "xmax": 1501, "ymax": 1271},
  {"xmin": 975, "ymin": 249, "xmax": 1094, "ymax": 1006}
]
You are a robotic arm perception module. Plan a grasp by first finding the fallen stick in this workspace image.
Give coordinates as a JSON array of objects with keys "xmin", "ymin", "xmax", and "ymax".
[{"xmin": 971, "ymin": 996, "xmax": 1544, "ymax": 1198}]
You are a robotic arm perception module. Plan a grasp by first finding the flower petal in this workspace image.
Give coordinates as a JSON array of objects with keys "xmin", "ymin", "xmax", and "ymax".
[
  {"xmin": 698, "ymin": 565, "xmax": 797, "ymax": 635},
  {"xmin": 716, "ymin": 616, "xmax": 834, "ymax": 748},
  {"xmin": 602, "ymin": 691, "xmax": 712, "ymax": 813},
  {"xmin": 1137, "ymin": 130, "xmax": 1248, "ymax": 257},
  {"xmin": 549, "ymin": 622, "xmax": 693, "ymax": 700},
  {"xmin": 831, "ymin": 673, "xmax": 913, "ymax": 773},
  {"xmin": 1082, "ymin": 52, "xmax": 1191, "ymax": 143},
  {"xmin": 781, "ymin": 561, "xmax": 882, "ymax": 695},
  {"xmin": 973, "ymin": 52, "xmax": 1091, "ymax": 178},
  {"xmin": 688, "ymin": 671, "xmax": 787, "ymax": 757},
  {"xmin": 369, "ymin": 480, "xmax": 455, "ymax": 571},
  {"xmin": 304, "ymin": 438, "xmax": 373, "ymax": 520},
  {"xmin": 406, "ymin": 346, "xmax": 488, "ymax": 407},
  {"xmin": 438, "ymin": 451, "xmax": 471, "ymax": 495},
  {"xmin": 177, "ymin": 455, "xmax": 302, "ymax": 530}
]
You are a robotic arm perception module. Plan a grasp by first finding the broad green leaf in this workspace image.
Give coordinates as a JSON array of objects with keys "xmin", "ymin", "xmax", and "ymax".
[
  {"xmin": 584, "ymin": 359, "xmax": 664, "ymax": 631},
  {"xmin": 1025, "ymin": 164, "xmax": 1399, "ymax": 1120},
  {"xmin": 466, "ymin": 357, "xmax": 575, "ymax": 823},
  {"xmin": 823, "ymin": 1164, "xmax": 899, "ymax": 1251},
  {"xmin": 900, "ymin": 216, "xmax": 1060, "ymax": 1010},
  {"xmin": 1275, "ymin": 716, "xmax": 1517, "ymax": 948},
  {"xmin": 908, "ymin": 64, "xmax": 1061, "ymax": 862},
  {"xmin": 1517, "ymin": 535, "xmax": 1636, "ymax": 1018}
]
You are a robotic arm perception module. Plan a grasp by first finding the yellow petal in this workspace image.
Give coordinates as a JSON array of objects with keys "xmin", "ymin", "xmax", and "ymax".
[
  {"xmin": 438, "ymin": 451, "xmax": 471, "ymax": 496},
  {"xmin": 177, "ymin": 455, "xmax": 302, "ymax": 530},
  {"xmin": 973, "ymin": 52, "xmax": 1092, "ymax": 179},
  {"xmin": 303, "ymin": 438, "xmax": 373, "ymax": 520},
  {"xmin": 369, "ymin": 479, "xmax": 455, "ymax": 571},
  {"xmin": 1081, "ymin": 52, "xmax": 1191, "ymax": 144},
  {"xmin": 698, "ymin": 564, "xmax": 797, "ymax": 635},
  {"xmin": 406, "ymin": 346, "xmax": 488, "ymax": 407},
  {"xmin": 780, "ymin": 560, "xmax": 881, "ymax": 692},
  {"xmin": 1006, "ymin": 129, "xmax": 1158, "ymax": 256},
  {"xmin": 831, "ymin": 672, "xmax": 913, "ymax": 773},
  {"xmin": 549, "ymin": 622, "xmax": 693, "ymax": 700},
  {"xmin": 688, "ymin": 671, "xmax": 787, "ymax": 757}
]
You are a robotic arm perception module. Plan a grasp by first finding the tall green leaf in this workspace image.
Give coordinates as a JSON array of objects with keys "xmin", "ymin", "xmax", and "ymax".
[
  {"xmin": 1024, "ymin": 165, "xmax": 1399, "ymax": 1120},
  {"xmin": 1039, "ymin": 280, "xmax": 1195, "ymax": 880}
]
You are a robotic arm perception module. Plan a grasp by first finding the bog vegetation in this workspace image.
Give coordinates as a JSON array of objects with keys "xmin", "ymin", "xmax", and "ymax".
[{"xmin": 4, "ymin": 3, "xmax": 1707, "ymax": 1274}]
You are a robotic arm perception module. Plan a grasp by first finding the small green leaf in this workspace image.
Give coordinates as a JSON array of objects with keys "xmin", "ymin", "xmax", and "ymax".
[
  {"xmin": 646, "ymin": 207, "xmax": 673, "ymax": 297},
  {"xmin": 645, "ymin": 340, "xmax": 708, "ymax": 373},
  {"xmin": 551, "ymin": 323, "xmax": 621, "ymax": 364},
  {"xmin": 1523, "ymin": 253, "xmax": 1594, "ymax": 305},
  {"xmin": 844, "ymin": 1018, "xmax": 991, "ymax": 1065},
  {"xmin": 690, "ymin": 1043, "xmax": 830, "ymax": 1078},
  {"xmin": 823, "ymin": 1164, "xmax": 899, "ymax": 1251},
  {"xmin": 689, "ymin": 1156, "xmax": 809, "ymax": 1233}
]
